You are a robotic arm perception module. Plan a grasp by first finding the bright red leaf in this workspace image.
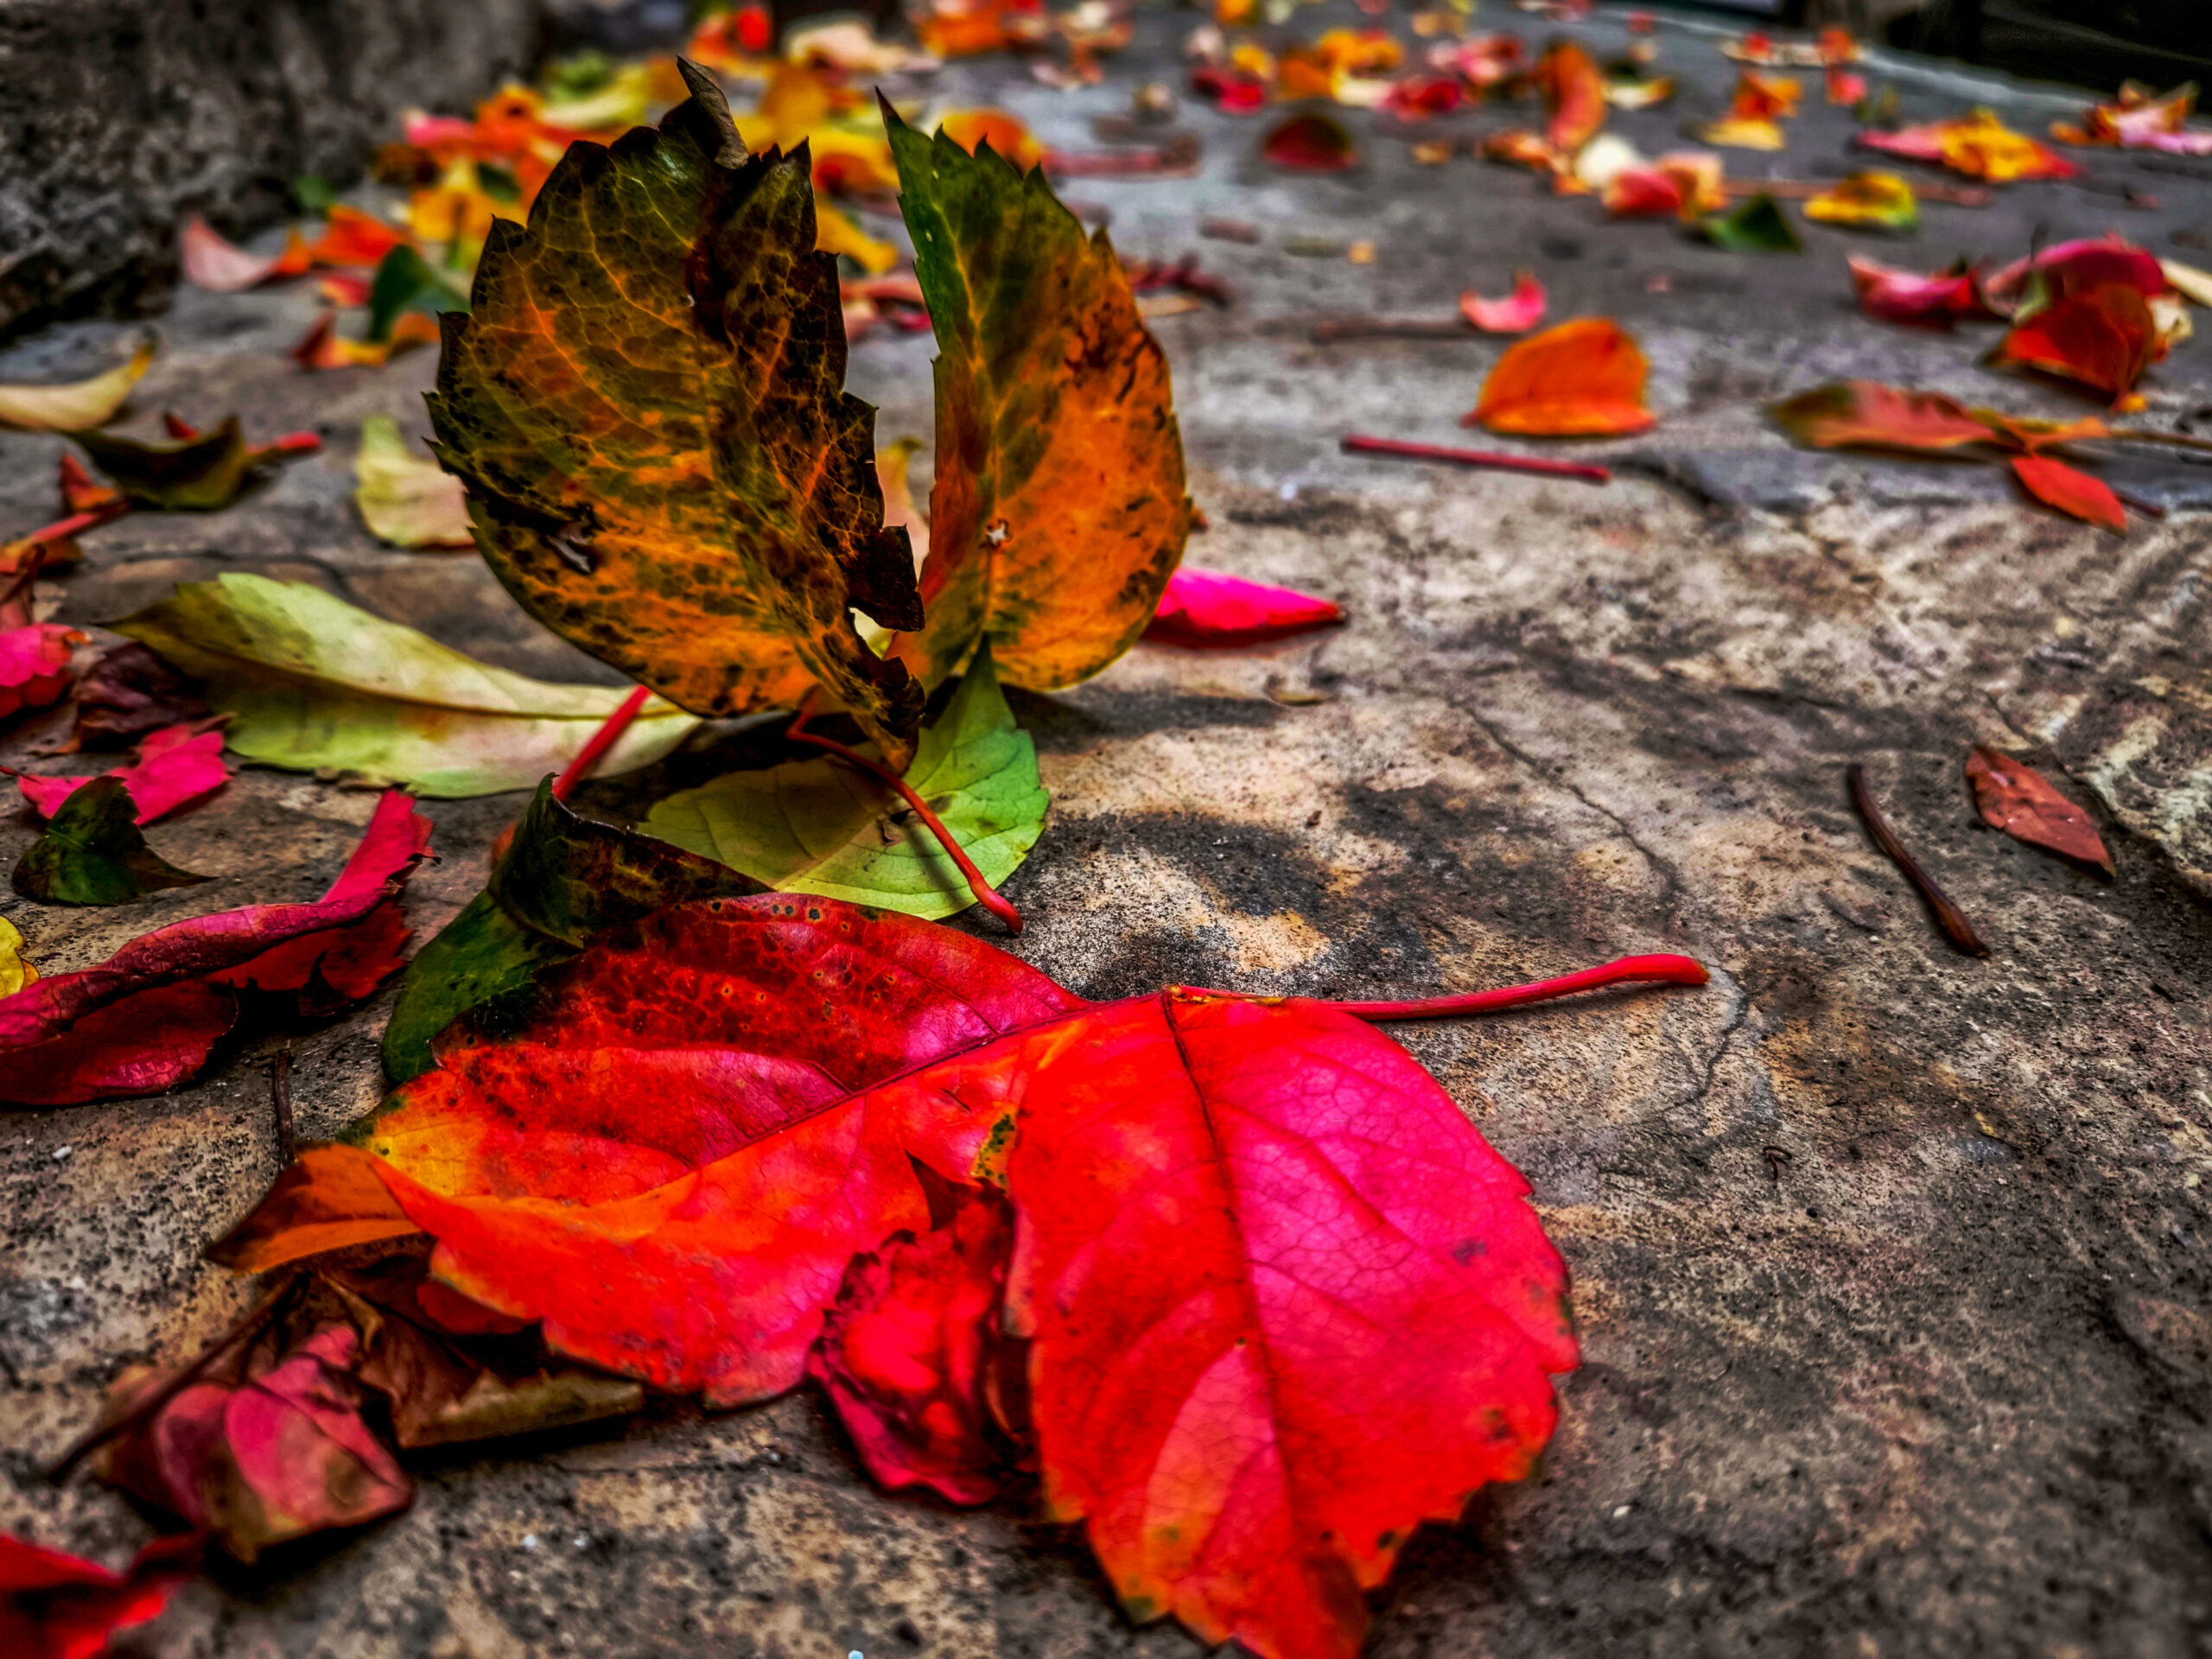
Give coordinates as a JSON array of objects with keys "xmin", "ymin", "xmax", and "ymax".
[
  {"xmin": 1991, "ymin": 283, "xmax": 2156, "ymax": 401},
  {"xmin": 2009, "ymin": 454, "xmax": 2127, "ymax": 531},
  {"xmin": 1966, "ymin": 746, "xmax": 2114, "ymax": 874},
  {"xmin": 18, "ymin": 721, "xmax": 230, "ymax": 823},
  {"xmin": 809, "ymin": 1174, "xmax": 1029, "ymax": 1504},
  {"xmin": 1459, "ymin": 270, "xmax": 1548, "ymax": 334},
  {"xmin": 1145, "ymin": 567, "xmax": 1344, "ymax": 648},
  {"xmin": 98, "ymin": 1321, "xmax": 410, "ymax": 1561},
  {"xmin": 302, "ymin": 205, "xmax": 409, "ymax": 268},
  {"xmin": 1847, "ymin": 256, "xmax": 1994, "ymax": 327},
  {"xmin": 1262, "ymin": 112, "xmax": 1357, "ymax": 170},
  {"xmin": 211, "ymin": 898, "xmax": 1704, "ymax": 1659},
  {"xmin": 0, "ymin": 790, "xmax": 430, "ymax": 1105},
  {"xmin": 0, "ymin": 1534, "xmax": 195, "ymax": 1659}
]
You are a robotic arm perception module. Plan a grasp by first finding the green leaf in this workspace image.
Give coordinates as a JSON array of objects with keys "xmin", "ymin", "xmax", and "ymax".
[
  {"xmin": 111, "ymin": 575, "xmax": 701, "ymax": 798},
  {"xmin": 1698, "ymin": 194, "xmax": 1802, "ymax": 253},
  {"xmin": 11, "ymin": 778, "xmax": 209, "ymax": 906},
  {"xmin": 645, "ymin": 645, "xmax": 1046, "ymax": 918},
  {"xmin": 365, "ymin": 245, "xmax": 469, "ymax": 345},
  {"xmin": 384, "ymin": 781, "xmax": 761, "ymax": 1080},
  {"xmin": 354, "ymin": 416, "xmax": 474, "ymax": 549},
  {"xmin": 883, "ymin": 101, "xmax": 1190, "ymax": 695},
  {"xmin": 428, "ymin": 60, "xmax": 925, "ymax": 766}
]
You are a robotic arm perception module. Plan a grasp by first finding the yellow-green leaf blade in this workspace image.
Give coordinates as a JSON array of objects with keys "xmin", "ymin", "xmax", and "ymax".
[
  {"xmin": 0, "ymin": 337, "xmax": 154, "ymax": 431},
  {"xmin": 645, "ymin": 645, "xmax": 1046, "ymax": 917},
  {"xmin": 354, "ymin": 416, "xmax": 473, "ymax": 549},
  {"xmin": 112, "ymin": 575, "xmax": 699, "ymax": 798},
  {"xmin": 886, "ymin": 104, "xmax": 1191, "ymax": 693}
]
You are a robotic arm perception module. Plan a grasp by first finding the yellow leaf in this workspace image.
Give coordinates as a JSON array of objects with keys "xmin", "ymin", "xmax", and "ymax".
[{"xmin": 0, "ymin": 337, "xmax": 155, "ymax": 432}]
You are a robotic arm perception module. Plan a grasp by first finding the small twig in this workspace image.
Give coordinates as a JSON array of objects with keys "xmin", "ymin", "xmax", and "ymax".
[
  {"xmin": 1311, "ymin": 317, "xmax": 1475, "ymax": 341},
  {"xmin": 270, "ymin": 1051, "xmax": 296, "ymax": 1167},
  {"xmin": 1847, "ymin": 762, "xmax": 1988, "ymax": 957},
  {"xmin": 10, "ymin": 502, "xmax": 128, "ymax": 554},
  {"xmin": 46, "ymin": 1278, "xmax": 299, "ymax": 1483},
  {"xmin": 1342, "ymin": 434, "xmax": 1612, "ymax": 484},
  {"xmin": 784, "ymin": 706, "xmax": 1023, "ymax": 935},
  {"xmin": 551, "ymin": 685, "xmax": 652, "ymax": 803},
  {"xmin": 2110, "ymin": 482, "xmax": 2168, "ymax": 520},
  {"xmin": 2104, "ymin": 425, "xmax": 2212, "ymax": 456}
]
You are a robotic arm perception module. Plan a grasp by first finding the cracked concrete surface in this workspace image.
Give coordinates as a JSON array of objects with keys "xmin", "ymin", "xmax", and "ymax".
[{"xmin": 4, "ymin": 5, "xmax": 2212, "ymax": 1656}]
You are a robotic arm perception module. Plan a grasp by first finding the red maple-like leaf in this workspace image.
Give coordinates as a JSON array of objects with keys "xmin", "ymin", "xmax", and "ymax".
[
  {"xmin": 0, "ymin": 1534, "xmax": 196, "ymax": 1659},
  {"xmin": 0, "ymin": 790, "xmax": 431, "ymax": 1105}
]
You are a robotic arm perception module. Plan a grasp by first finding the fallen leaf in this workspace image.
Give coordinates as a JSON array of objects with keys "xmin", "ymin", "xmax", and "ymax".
[
  {"xmin": 1768, "ymin": 381, "xmax": 1999, "ymax": 454},
  {"xmin": 1466, "ymin": 317, "xmax": 1655, "ymax": 435},
  {"xmin": 1857, "ymin": 108, "xmax": 2076, "ymax": 181},
  {"xmin": 1261, "ymin": 111, "xmax": 1359, "ymax": 170},
  {"xmin": 1538, "ymin": 40, "xmax": 1606, "ymax": 153},
  {"xmin": 381, "ymin": 779, "xmax": 762, "ymax": 1083},
  {"xmin": 1603, "ymin": 73, "xmax": 1673, "ymax": 110},
  {"xmin": 305, "ymin": 204, "xmax": 410, "ymax": 267},
  {"xmin": 814, "ymin": 200, "xmax": 899, "ymax": 275},
  {"xmin": 1602, "ymin": 151, "xmax": 1725, "ymax": 219},
  {"xmin": 1698, "ymin": 194, "xmax": 1801, "ymax": 252},
  {"xmin": 1802, "ymin": 170, "xmax": 1917, "ymax": 232},
  {"xmin": 2050, "ymin": 81, "xmax": 2212, "ymax": 155},
  {"xmin": 646, "ymin": 645, "xmax": 1046, "ymax": 918},
  {"xmin": 2161, "ymin": 257, "xmax": 2212, "ymax": 309},
  {"xmin": 1991, "ymin": 283, "xmax": 2156, "ymax": 400},
  {"xmin": 1144, "ymin": 566, "xmax": 1345, "ymax": 647},
  {"xmin": 17, "ymin": 721, "xmax": 229, "ymax": 823},
  {"xmin": 62, "ymin": 643, "xmax": 211, "ymax": 751},
  {"xmin": 1698, "ymin": 116, "xmax": 1786, "ymax": 149},
  {"xmin": 10, "ymin": 779, "xmax": 210, "ymax": 906},
  {"xmin": 430, "ymin": 64, "xmax": 926, "ymax": 764},
  {"xmin": 2009, "ymin": 454, "xmax": 2126, "ymax": 531},
  {"xmin": 1847, "ymin": 255, "xmax": 1993, "ymax": 327},
  {"xmin": 72, "ymin": 417, "xmax": 314, "ymax": 511},
  {"xmin": 883, "ymin": 105, "xmax": 1191, "ymax": 692},
  {"xmin": 0, "ymin": 918, "xmax": 33, "ymax": 996},
  {"xmin": 1966, "ymin": 746, "xmax": 2114, "ymax": 873},
  {"xmin": 0, "ymin": 339, "xmax": 155, "ymax": 433},
  {"xmin": 937, "ymin": 108, "xmax": 1048, "ymax": 171},
  {"xmin": 0, "ymin": 1533, "xmax": 195, "ymax": 1659},
  {"xmin": 114, "ymin": 575, "xmax": 700, "ymax": 798},
  {"xmin": 97, "ymin": 1319, "xmax": 410, "ymax": 1561},
  {"xmin": 1460, "ymin": 270, "xmax": 1548, "ymax": 333},
  {"xmin": 1986, "ymin": 234, "xmax": 2170, "ymax": 320},
  {"xmin": 181, "ymin": 215, "xmax": 312, "ymax": 291},
  {"xmin": 290, "ymin": 308, "xmax": 443, "ymax": 371},
  {"xmin": 0, "ymin": 790, "xmax": 430, "ymax": 1105},
  {"xmin": 1010, "ymin": 989, "xmax": 1580, "ymax": 1659},
  {"xmin": 0, "ymin": 623, "xmax": 82, "ymax": 718},
  {"xmin": 353, "ymin": 416, "xmax": 474, "ymax": 549},
  {"xmin": 365, "ymin": 245, "xmax": 469, "ymax": 342},
  {"xmin": 809, "ymin": 1175, "xmax": 1028, "ymax": 1503}
]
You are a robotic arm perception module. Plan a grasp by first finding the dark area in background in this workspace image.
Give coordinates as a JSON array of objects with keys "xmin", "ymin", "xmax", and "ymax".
[{"xmin": 1885, "ymin": 0, "xmax": 2212, "ymax": 91}]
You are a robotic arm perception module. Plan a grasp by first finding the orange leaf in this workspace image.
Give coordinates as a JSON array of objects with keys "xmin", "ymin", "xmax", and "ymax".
[
  {"xmin": 1538, "ymin": 41, "xmax": 1606, "ymax": 153},
  {"xmin": 1965, "ymin": 746, "xmax": 2114, "ymax": 874},
  {"xmin": 1991, "ymin": 283, "xmax": 2155, "ymax": 400},
  {"xmin": 303, "ymin": 205, "xmax": 409, "ymax": 268},
  {"xmin": 1768, "ymin": 380, "xmax": 1999, "ymax": 454},
  {"xmin": 2009, "ymin": 454, "xmax": 2126, "ymax": 531},
  {"xmin": 1466, "ymin": 318, "xmax": 1653, "ymax": 435}
]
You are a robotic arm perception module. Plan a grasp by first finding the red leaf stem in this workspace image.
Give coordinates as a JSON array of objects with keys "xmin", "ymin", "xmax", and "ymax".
[
  {"xmin": 550, "ymin": 685, "xmax": 652, "ymax": 803},
  {"xmin": 1197, "ymin": 952, "xmax": 1709, "ymax": 1020},
  {"xmin": 1341, "ymin": 434, "xmax": 1613, "ymax": 483}
]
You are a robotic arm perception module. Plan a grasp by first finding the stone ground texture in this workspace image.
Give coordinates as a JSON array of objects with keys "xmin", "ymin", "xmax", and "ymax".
[{"xmin": 4, "ymin": 7, "xmax": 2212, "ymax": 1656}]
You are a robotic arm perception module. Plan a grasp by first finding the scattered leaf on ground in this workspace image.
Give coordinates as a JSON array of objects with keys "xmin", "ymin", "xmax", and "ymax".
[
  {"xmin": 0, "ymin": 918, "xmax": 33, "ymax": 996},
  {"xmin": 1990, "ymin": 283, "xmax": 2155, "ymax": 401},
  {"xmin": 0, "ymin": 791, "xmax": 430, "ymax": 1105},
  {"xmin": 291, "ymin": 308, "xmax": 442, "ymax": 371},
  {"xmin": 0, "ymin": 339, "xmax": 156, "ymax": 433},
  {"xmin": 1466, "ymin": 318, "xmax": 1655, "ymax": 435},
  {"xmin": 1144, "ymin": 566, "xmax": 1344, "ymax": 647},
  {"xmin": 1857, "ymin": 108, "xmax": 2076, "ymax": 181},
  {"xmin": 1802, "ymin": 170, "xmax": 1917, "ymax": 231},
  {"xmin": 1699, "ymin": 194, "xmax": 1801, "ymax": 251},
  {"xmin": 1985, "ymin": 234, "xmax": 2170, "ymax": 320},
  {"xmin": 1966, "ymin": 746, "xmax": 2115, "ymax": 873},
  {"xmin": 2009, "ymin": 454, "xmax": 2126, "ymax": 531},
  {"xmin": 353, "ymin": 416, "xmax": 474, "ymax": 548},
  {"xmin": 63, "ymin": 643, "xmax": 210, "ymax": 751},
  {"xmin": 1459, "ymin": 270, "xmax": 1548, "ymax": 333},
  {"xmin": 1539, "ymin": 41, "xmax": 1606, "ymax": 153},
  {"xmin": 305, "ymin": 205, "xmax": 410, "ymax": 267},
  {"xmin": 17, "ymin": 721, "xmax": 229, "ymax": 823},
  {"xmin": 0, "ymin": 624, "xmax": 82, "ymax": 718},
  {"xmin": 11, "ymin": 778, "xmax": 210, "ymax": 906},
  {"xmin": 181, "ymin": 216, "xmax": 311, "ymax": 291},
  {"xmin": 1847, "ymin": 256, "xmax": 1993, "ymax": 327},
  {"xmin": 0, "ymin": 1533, "xmax": 195, "ymax": 1659},
  {"xmin": 2051, "ymin": 81, "xmax": 2212, "ymax": 155},
  {"xmin": 1261, "ymin": 111, "xmax": 1358, "ymax": 170},
  {"xmin": 430, "ymin": 64, "xmax": 926, "ymax": 761},
  {"xmin": 885, "ymin": 105, "xmax": 1190, "ymax": 691},
  {"xmin": 646, "ymin": 645, "xmax": 1046, "ymax": 919},
  {"xmin": 1769, "ymin": 381, "xmax": 2002, "ymax": 454},
  {"xmin": 365, "ymin": 245, "xmax": 470, "ymax": 343},
  {"xmin": 73, "ymin": 417, "xmax": 312, "ymax": 510},
  {"xmin": 114, "ymin": 575, "xmax": 699, "ymax": 798}
]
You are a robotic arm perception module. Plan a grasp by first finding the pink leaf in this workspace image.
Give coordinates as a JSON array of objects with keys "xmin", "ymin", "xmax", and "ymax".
[
  {"xmin": 180, "ymin": 215, "xmax": 308, "ymax": 293},
  {"xmin": 0, "ymin": 625, "xmax": 83, "ymax": 719},
  {"xmin": 18, "ymin": 721, "xmax": 230, "ymax": 823},
  {"xmin": 1459, "ymin": 270, "xmax": 1548, "ymax": 334},
  {"xmin": 1847, "ymin": 256, "xmax": 1994, "ymax": 327},
  {"xmin": 1146, "ymin": 567, "xmax": 1345, "ymax": 648}
]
